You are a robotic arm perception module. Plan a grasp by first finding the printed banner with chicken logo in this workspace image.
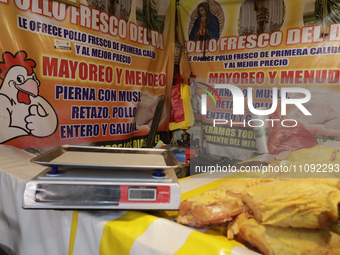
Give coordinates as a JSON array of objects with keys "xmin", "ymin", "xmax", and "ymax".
[
  {"xmin": 178, "ymin": 0, "xmax": 340, "ymax": 160},
  {"xmin": 0, "ymin": 0, "xmax": 175, "ymax": 149}
]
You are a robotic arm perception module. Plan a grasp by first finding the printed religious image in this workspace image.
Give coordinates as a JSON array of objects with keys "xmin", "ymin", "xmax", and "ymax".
[
  {"xmin": 303, "ymin": 0, "xmax": 340, "ymax": 37},
  {"xmin": 135, "ymin": 0, "xmax": 168, "ymax": 35},
  {"xmin": 188, "ymin": 0, "xmax": 224, "ymax": 42},
  {"xmin": 86, "ymin": 0, "xmax": 132, "ymax": 21},
  {"xmin": 238, "ymin": 0, "xmax": 285, "ymax": 35}
]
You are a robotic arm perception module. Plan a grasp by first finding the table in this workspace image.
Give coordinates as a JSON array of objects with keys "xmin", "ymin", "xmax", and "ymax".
[{"xmin": 0, "ymin": 145, "xmax": 256, "ymax": 255}]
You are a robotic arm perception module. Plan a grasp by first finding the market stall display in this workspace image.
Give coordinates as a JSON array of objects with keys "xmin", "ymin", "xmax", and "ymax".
[{"xmin": 2, "ymin": 143, "xmax": 340, "ymax": 255}]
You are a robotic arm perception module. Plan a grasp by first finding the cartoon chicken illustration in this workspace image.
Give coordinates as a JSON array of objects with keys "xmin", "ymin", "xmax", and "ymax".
[{"xmin": 0, "ymin": 51, "xmax": 58, "ymax": 143}]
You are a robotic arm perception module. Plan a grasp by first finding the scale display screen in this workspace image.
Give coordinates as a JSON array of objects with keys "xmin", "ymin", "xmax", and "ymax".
[
  {"xmin": 35, "ymin": 184, "xmax": 120, "ymax": 205},
  {"xmin": 128, "ymin": 187, "xmax": 156, "ymax": 201}
]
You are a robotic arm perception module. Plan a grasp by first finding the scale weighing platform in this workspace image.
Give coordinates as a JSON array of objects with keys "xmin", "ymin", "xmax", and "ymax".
[{"xmin": 23, "ymin": 145, "xmax": 182, "ymax": 210}]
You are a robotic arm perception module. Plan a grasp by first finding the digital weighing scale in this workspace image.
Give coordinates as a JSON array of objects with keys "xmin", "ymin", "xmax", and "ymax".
[{"xmin": 23, "ymin": 145, "xmax": 182, "ymax": 210}]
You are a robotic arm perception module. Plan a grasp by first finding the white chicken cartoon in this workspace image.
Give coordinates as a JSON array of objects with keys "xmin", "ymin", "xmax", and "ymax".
[{"xmin": 0, "ymin": 51, "xmax": 58, "ymax": 143}]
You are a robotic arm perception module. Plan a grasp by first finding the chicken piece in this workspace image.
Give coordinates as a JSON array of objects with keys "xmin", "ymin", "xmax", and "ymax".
[
  {"xmin": 245, "ymin": 178, "xmax": 290, "ymax": 187},
  {"xmin": 284, "ymin": 146, "xmax": 340, "ymax": 162},
  {"xmin": 216, "ymin": 178, "xmax": 292, "ymax": 196},
  {"xmin": 177, "ymin": 178, "xmax": 298, "ymax": 228},
  {"xmin": 176, "ymin": 190, "xmax": 244, "ymax": 228},
  {"xmin": 177, "ymin": 175, "xmax": 340, "ymax": 229},
  {"xmin": 276, "ymin": 146, "xmax": 340, "ymax": 179},
  {"xmin": 242, "ymin": 180, "xmax": 340, "ymax": 228},
  {"xmin": 216, "ymin": 178, "xmax": 250, "ymax": 198},
  {"xmin": 227, "ymin": 213, "xmax": 340, "ymax": 255},
  {"xmin": 307, "ymin": 178, "xmax": 340, "ymax": 189}
]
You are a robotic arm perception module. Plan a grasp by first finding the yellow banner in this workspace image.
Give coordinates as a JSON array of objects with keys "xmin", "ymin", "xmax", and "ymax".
[
  {"xmin": 0, "ymin": 0, "xmax": 175, "ymax": 148},
  {"xmin": 178, "ymin": 0, "xmax": 340, "ymax": 154}
]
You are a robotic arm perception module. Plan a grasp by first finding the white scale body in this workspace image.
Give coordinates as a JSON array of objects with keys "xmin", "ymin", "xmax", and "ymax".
[{"xmin": 23, "ymin": 146, "xmax": 182, "ymax": 210}]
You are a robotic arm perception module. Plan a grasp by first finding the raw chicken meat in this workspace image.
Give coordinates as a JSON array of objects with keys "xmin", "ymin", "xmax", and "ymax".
[
  {"xmin": 227, "ymin": 213, "xmax": 340, "ymax": 255},
  {"xmin": 176, "ymin": 190, "xmax": 244, "ymax": 228},
  {"xmin": 242, "ymin": 180, "xmax": 340, "ymax": 228}
]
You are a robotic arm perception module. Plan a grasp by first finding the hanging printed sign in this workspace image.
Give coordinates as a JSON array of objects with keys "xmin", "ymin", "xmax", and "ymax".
[{"xmin": 0, "ymin": 0, "xmax": 175, "ymax": 149}]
